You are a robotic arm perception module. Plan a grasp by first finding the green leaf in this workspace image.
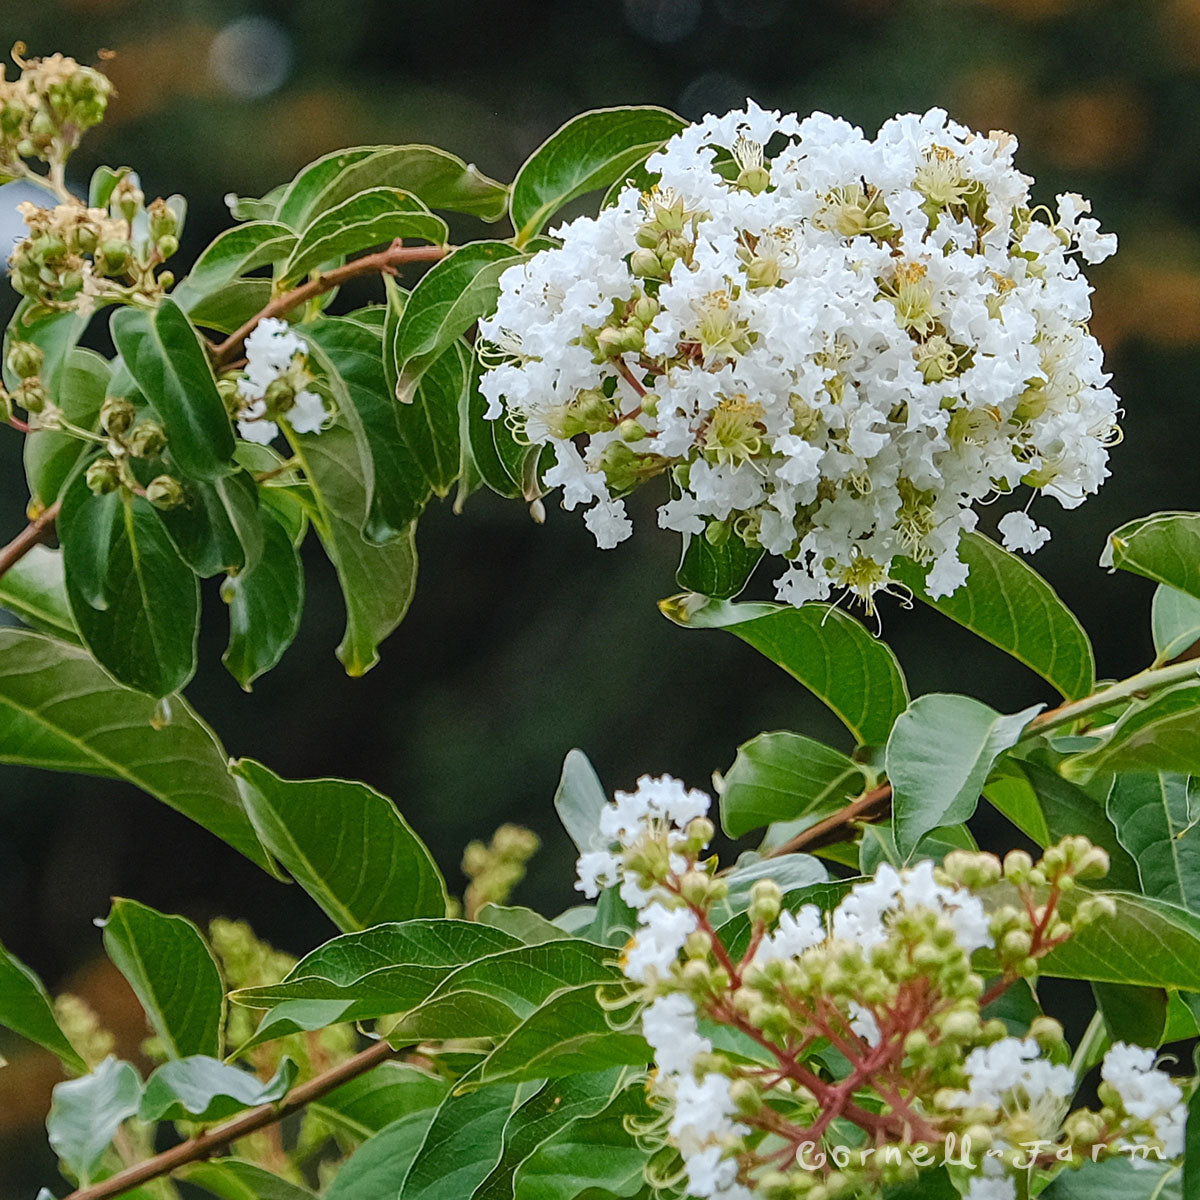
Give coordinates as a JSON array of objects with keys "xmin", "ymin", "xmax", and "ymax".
[
  {"xmin": 509, "ymin": 106, "xmax": 684, "ymax": 244},
  {"xmin": 4, "ymin": 302, "xmax": 90, "ymax": 397},
  {"xmin": 325, "ymin": 1109, "xmax": 444, "ymax": 1200},
  {"xmin": 232, "ymin": 920, "xmax": 523, "ymax": 1019},
  {"xmin": 1092, "ymin": 981, "xmax": 1168, "ymax": 1048},
  {"xmin": 110, "ymin": 300, "xmax": 236, "ymax": 480},
  {"xmin": 719, "ymin": 730, "xmax": 866, "ymax": 838},
  {"xmin": 47, "ymin": 1057, "xmax": 142, "ymax": 1185},
  {"xmin": 1103, "ymin": 511, "xmax": 1200, "ymax": 601},
  {"xmin": 220, "ymin": 508, "xmax": 304, "ymax": 690},
  {"xmin": 60, "ymin": 479, "xmax": 200, "ymax": 698},
  {"xmin": 183, "ymin": 1159, "xmax": 316, "ymax": 1200},
  {"xmin": 0, "ymin": 545, "xmax": 78, "ymax": 642},
  {"xmin": 888, "ymin": 696, "xmax": 1042, "ymax": 858},
  {"xmin": 476, "ymin": 905, "xmax": 574, "ymax": 945},
  {"xmin": 189, "ymin": 278, "xmax": 274, "ymax": 334},
  {"xmin": 233, "ymin": 999, "xmax": 354, "ymax": 1057},
  {"xmin": 159, "ymin": 470, "xmax": 265, "ymax": 578},
  {"xmin": 286, "ymin": 423, "xmax": 418, "ymax": 675},
  {"xmin": 0, "ymin": 627, "xmax": 272, "ymax": 873},
  {"xmin": 1068, "ymin": 681, "xmax": 1200, "ymax": 778},
  {"xmin": 282, "ymin": 187, "xmax": 446, "ymax": 284},
  {"xmin": 714, "ymin": 852, "xmax": 828, "ymax": 924},
  {"xmin": 139, "ymin": 1055, "xmax": 296, "ymax": 1123},
  {"xmin": 891, "ymin": 531, "xmax": 1095, "ymax": 700},
  {"xmin": 312, "ymin": 1061, "xmax": 449, "ymax": 1140},
  {"xmin": 0, "ymin": 938, "xmax": 86, "ymax": 1072},
  {"xmin": 24, "ymin": 347, "xmax": 108, "ymax": 506},
  {"xmin": 393, "ymin": 241, "xmax": 527, "ymax": 401},
  {"xmin": 858, "ymin": 823, "xmax": 977, "ymax": 875},
  {"xmin": 459, "ymin": 350, "xmax": 536, "ymax": 502},
  {"xmin": 1042, "ymin": 1154, "xmax": 1180, "ymax": 1199},
  {"xmin": 1107, "ymin": 773, "xmax": 1200, "ymax": 910},
  {"xmin": 553, "ymin": 748, "xmax": 608, "ymax": 854},
  {"xmin": 225, "ymin": 184, "xmax": 288, "ymax": 222},
  {"xmin": 1185, "ymin": 1076, "xmax": 1200, "ymax": 1200},
  {"xmin": 1152, "ymin": 584, "xmax": 1200, "ymax": 665},
  {"xmin": 101, "ymin": 898, "xmax": 224, "ymax": 1060},
  {"xmin": 983, "ymin": 759, "xmax": 1140, "ymax": 892},
  {"xmin": 659, "ymin": 596, "xmax": 909, "ymax": 746},
  {"xmin": 232, "ymin": 759, "xmax": 447, "ymax": 931},
  {"xmin": 675, "ymin": 531, "xmax": 763, "ymax": 600},
  {"xmin": 173, "ymin": 222, "xmax": 297, "ymax": 310},
  {"xmin": 277, "ymin": 145, "xmax": 509, "ymax": 230}
]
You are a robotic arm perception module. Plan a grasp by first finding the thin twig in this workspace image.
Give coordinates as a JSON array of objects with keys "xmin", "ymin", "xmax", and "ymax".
[
  {"xmin": 0, "ymin": 498, "xmax": 61, "ymax": 578},
  {"xmin": 211, "ymin": 240, "xmax": 451, "ymax": 366},
  {"xmin": 61, "ymin": 1039, "xmax": 398, "ymax": 1200}
]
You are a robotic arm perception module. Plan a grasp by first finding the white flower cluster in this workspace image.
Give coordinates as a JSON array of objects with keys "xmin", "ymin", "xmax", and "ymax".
[
  {"xmin": 480, "ymin": 102, "xmax": 1119, "ymax": 607},
  {"xmin": 236, "ymin": 317, "xmax": 327, "ymax": 445},
  {"xmin": 1102, "ymin": 1042, "xmax": 1187, "ymax": 1160}
]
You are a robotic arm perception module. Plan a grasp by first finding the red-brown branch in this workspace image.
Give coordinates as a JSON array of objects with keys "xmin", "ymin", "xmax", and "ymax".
[{"xmin": 0, "ymin": 498, "xmax": 61, "ymax": 578}]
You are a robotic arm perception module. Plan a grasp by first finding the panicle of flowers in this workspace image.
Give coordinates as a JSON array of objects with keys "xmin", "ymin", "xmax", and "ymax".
[
  {"xmin": 576, "ymin": 778, "xmax": 1183, "ymax": 1198},
  {"xmin": 480, "ymin": 103, "xmax": 1120, "ymax": 610},
  {"xmin": 221, "ymin": 317, "xmax": 330, "ymax": 446}
]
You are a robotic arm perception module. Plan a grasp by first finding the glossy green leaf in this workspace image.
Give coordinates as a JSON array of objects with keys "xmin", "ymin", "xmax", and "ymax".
[
  {"xmin": 277, "ymin": 145, "xmax": 509, "ymax": 230},
  {"xmin": 282, "ymin": 187, "xmax": 447, "ymax": 283},
  {"xmin": 233, "ymin": 998, "xmax": 354, "ymax": 1057},
  {"xmin": 225, "ymin": 183, "xmax": 288, "ymax": 222},
  {"xmin": 553, "ymin": 748, "xmax": 608, "ymax": 854},
  {"xmin": 174, "ymin": 222, "xmax": 297, "ymax": 310},
  {"xmin": 313, "ymin": 1061, "xmax": 449, "ymax": 1140},
  {"xmin": 232, "ymin": 758, "xmax": 447, "ymax": 931},
  {"xmin": 459, "ymin": 350, "xmax": 536, "ymax": 502},
  {"xmin": 188, "ymin": 278, "xmax": 274, "ymax": 334},
  {"xmin": 0, "ymin": 939, "xmax": 86, "ymax": 1072},
  {"xmin": 983, "ymin": 759, "xmax": 1140, "ymax": 892},
  {"xmin": 220, "ymin": 508, "xmax": 304, "ymax": 690},
  {"xmin": 139, "ymin": 1055, "xmax": 296, "ymax": 1123},
  {"xmin": 0, "ymin": 545, "xmax": 78, "ymax": 642},
  {"xmin": 719, "ymin": 730, "xmax": 866, "ymax": 838},
  {"xmin": 888, "ymin": 696, "xmax": 1042, "ymax": 857},
  {"xmin": 1153, "ymin": 584, "xmax": 1200, "ymax": 665},
  {"xmin": 892, "ymin": 531, "xmax": 1095, "ymax": 700},
  {"xmin": 1103, "ymin": 511, "xmax": 1200, "ymax": 601},
  {"xmin": 1068, "ymin": 681, "xmax": 1200, "ymax": 778},
  {"xmin": 475, "ymin": 905, "xmax": 573, "ymax": 945},
  {"xmin": 325, "ymin": 1108, "xmax": 444, "ymax": 1200},
  {"xmin": 1107, "ymin": 773, "xmax": 1200, "ymax": 911},
  {"xmin": 1092, "ymin": 981, "xmax": 1168, "ymax": 1049},
  {"xmin": 183, "ymin": 1159, "xmax": 317, "ymax": 1200},
  {"xmin": 3, "ymin": 302, "xmax": 90, "ymax": 397},
  {"xmin": 660, "ymin": 596, "xmax": 909, "ymax": 745},
  {"xmin": 110, "ymin": 299, "xmax": 236, "ymax": 480},
  {"xmin": 393, "ymin": 240, "xmax": 526, "ymax": 401},
  {"xmin": 0, "ymin": 627, "xmax": 272, "ymax": 873},
  {"xmin": 510, "ymin": 106, "xmax": 684, "ymax": 243},
  {"xmin": 101, "ymin": 898, "xmax": 224, "ymax": 1060},
  {"xmin": 286, "ymin": 422, "xmax": 418, "ymax": 675},
  {"xmin": 60, "ymin": 479, "xmax": 200, "ymax": 698},
  {"xmin": 858, "ymin": 823, "xmax": 977, "ymax": 875},
  {"xmin": 1042, "ymin": 1154, "xmax": 1180, "ymax": 1198},
  {"xmin": 46, "ymin": 1057, "xmax": 142, "ymax": 1185},
  {"xmin": 159, "ymin": 470, "xmax": 264, "ymax": 578},
  {"xmin": 675, "ymin": 530, "xmax": 763, "ymax": 600}
]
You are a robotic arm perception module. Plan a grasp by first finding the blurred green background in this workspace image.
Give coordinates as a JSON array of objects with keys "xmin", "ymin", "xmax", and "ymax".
[{"xmin": 1, "ymin": 0, "xmax": 1198, "ymax": 1191}]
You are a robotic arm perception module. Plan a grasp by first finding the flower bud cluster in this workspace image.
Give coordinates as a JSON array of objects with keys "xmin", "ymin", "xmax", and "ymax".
[
  {"xmin": 481, "ymin": 104, "xmax": 1119, "ymax": 609},
  {"xmin": 576, "ymin": 775, "xmax": 1173, "ymax": 1198},
  {"xmin": 226, "ymin": 317, "xmax": 329, "ymax": 446}
]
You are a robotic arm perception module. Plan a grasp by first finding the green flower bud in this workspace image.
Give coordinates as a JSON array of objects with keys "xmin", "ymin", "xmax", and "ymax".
[
  {"xmin": 6, "ymin": 340, "xmax": 43, "ymax": 380},
  {"xmin": 217, "ymin": 377, "xmax": 242, "ymax": 417},
  {"xmin": 145, "ymin": 474, "xmax": 185, "ymax": 511},
  {"xmin": 15, "ymin": 377, "xmax": 47, "ymax": 414},
  {"xmin": 1003, "ymin": 849, "xmax": 1033, "ymax": 883},
  {"xmin": 679, "ymin": 871, "xmax": 711, "ymax": 907},
  {"xmin": 634, "ymin": 225, "xmax": 659, "ymax": 249},
  {"xmin": 155, "ymin": 234, "xmax": 179, "ymax": 260},
  {"xmin": 126, "ymin": 421, "xmax": 167, "ymax": 459},
  {"xmin": 100, "ymin": 396, "xmax": 136, "ymax": 437},
  {"xmin": 263, "ymin": 376, "xmax": 296, "ymax": 414},
  {"xmin": 1000, "ymin": 929, "xmax": 1032, "ymax": 959},
  {"xmin": 115, "ymin": 182, "xmax": 144, "ymax": 223},
  {"xmin": 147, "ymin": 199, "xmax": 178, "ymax": 241},
  {"xmin": 736, "ymin": 164, "xmax": 771, "ymax": 195},
  {"xmin": 630, "ymin": 247, "xmax": 665, "ymax": 279},
  {"xmin": 97, "ymin": 239, "xmax": 132, "ymax": 275},
  {"xmin": 594, "ymin": 326, "xmax": 625, "ymax": 358},
  {"xmin": 640, "ymin": 391, "xmax": 659, "ymax": 417},
  {"xmin": 85, "ymin": 457, "xmax": 120, "ymax": 495},
  {"xmin": 617, "ymin": 417, "xmax": 646, "ymax": 443},
  {"xmin": 631, "ymin": 295, "xmax": 659, "ymax": 327},
  {"xmin": 748, "ymin": 879, "xmax": 782, "ymax": 926},
  {"xmin": 74, "ymin": 223, "xmax": 99, "ymax": 255}
]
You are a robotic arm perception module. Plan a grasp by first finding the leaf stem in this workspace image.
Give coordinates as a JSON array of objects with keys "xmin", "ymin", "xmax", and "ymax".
[{"xmin": 58, "ymin": 1039, "xmax": 397, "ymax": 1200}]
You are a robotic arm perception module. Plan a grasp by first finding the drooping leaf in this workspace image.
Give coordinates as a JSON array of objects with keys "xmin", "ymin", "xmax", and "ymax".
[
  {"xmin": 888, "ymin": 696, "xmax": 1042, "ymax": 858},
  {"xmin": 1102, "ymin": 511, "xmax": 1200, "ymax": 601},
  {"xmin": 719, "ymin": 730, "xmax": 866, "ymax": 838},
  {"xmin": 1107, "ymin": 773, "xmax": 1200, "ymax": 911},
  {"xmin": 281, "ymin": 187, "xmax": 447, "ymax": 284},
  {"xmin": 139, "ymin": 1055, "xmax": 297, "ymax": 1123},
  {"xmin": 1068, "ymin": 682, "xmax": 1200, "ymax": 778},
  {"xmin": 159, "ymin": 470, "xmax": 265, "ymax": 578},
  {"xmin": 0, "ymin": 939, "xmax": 86, "ymax": 1072},
  {"xmin": 46, "ymin": 1057, "xmax": 142, "ymax": 1185},
  {"xmin": 675, "ymin": 531, "xmax": 763, "ymax": 601},
  {"xmin": 553, "ymin": 748, "xmax": 608, "ymax": 855},
  {"xmin": 1152, "ymin": 584, "xmax": 1200, "ymax": 665},
  {"xmin": 173, "ymin": 222, "xmax": 297, "ymax": 311},
  {"xmin": 233, "ymin": 999, "xmax": 355, "ymax": 1058},
  {"xmin": 0, "ymin": 545, "xmax": 78, "ymax": 642},
  {"xmin": 659, "ymin": 596, "xmax": 909, "ymax": 746},
  {"xmin": 286, "ymin": 423, "xmax": 418, "ymax": 675},
  {"xmin": 183, "ymin": 1159, "xmax": 317, "ymax": 1200},
  {"xmin": 101, "ymin": 898, "xmax": 224, "ymax": 1060},
  {"xmin": 509, "ymin": 106, "xmax": 685, "ymax": 244},
  {"xmin": 892, "ymin": 531, "xmax": 1095, "ymax": 700},
  {"xmin": 220, "ymin": 507, "xmax": 304, "ymax": 690},
  {"xmin": 0, "ymin": 627, "xmax": 272, "ymax": 873},
  {"xmin": 110, "ymin": 299, "xmax": 236, "ymax": 480},
  {"xmin": 232, "ymin": 759, "xmax": 447, "ymax": 931},
  {"xmin": 60, "ymin": 477, "xmax": 200, "ymax": 698},
  {"xmin": 392, "ymin": 241, "xmax": 527, "ymax": 401}
]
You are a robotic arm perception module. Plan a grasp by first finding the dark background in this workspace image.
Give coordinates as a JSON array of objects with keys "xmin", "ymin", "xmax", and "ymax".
[{"xmin": 1, "ymin": 0, "xmax": 1198, "ymax": 1192}]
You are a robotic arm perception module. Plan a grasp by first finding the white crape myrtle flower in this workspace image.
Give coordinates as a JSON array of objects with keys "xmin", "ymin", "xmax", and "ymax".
[
  {"xmin": 947, "ymin": 1037, "xmax": 1076, "ymax": 1115},
  {"xmin": 831, "ymin": 860, "xmax": 993, "ymax": 954},
  {"xmin": 1101, "ymin": 1042, "xmax": 1187, "ymax": 1158},
  {"xmin": 624, "ymin": 901, "xmax": 698, "ymax": 983},
  {"xmin": 479, "ymin": 103, "xmax": 1119, "ymax": 611},
  {"xmin": 963, "ymin": 1157, "xmax": 1017, "ymax": 1200},
  {"xmin": 751, "ymin": 903, "xmax": 823, "ymax": 965},
  {"xmin": 997, "ymin": 509, "xmax": 1051, "ymax": 554},
  {"xmin": 236, "ymin": 317, "xmax": 328, "ymax": 444}
]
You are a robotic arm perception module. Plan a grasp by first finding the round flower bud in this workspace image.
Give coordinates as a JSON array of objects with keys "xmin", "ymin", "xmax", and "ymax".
[
  {"xmin": 155, "ymin": 234, "xmax": 179, "ymax": 260},
  {"xmin": 216, "ymin": 377, "xmax": 243, "ymax": 417},
  {"xmin": 15, "ymin": 378, "xmax": 47, "ymax": 414},
  {"xmin": 126, "ymin": 422, "xmax": 168, "ymax": 459},
  {"xmin": 1002, "ymin": 850, "xmax": 1034, "ymax": 883},
  {"xmin": 97, "ymin": 239, "xmax": 132, "ymax": 275},
  {"xmin": 115, "ymin": 182, "xmax": 145, "ymax": 223},
  {"xmin": 748, "ymin": 879, "xmax": 782, "ymax": 926},
  {"xmin": 617, "ymin": 418, "xmax": 646, "ymax": 443},
  {"xmin": 148, "ymin": 199, "xmax": 178, "ymax": 241},
  {"xmin": 629, "ymin": 248, "xmax": 665, "ymax": 279},
  {"xmin": 85, "ymin": 457, "xmax": 121, "ymax": 495},
  {"xmin": 100, "ymin": 397, "xmax": 136, "ymax": 437},
  {"xmin": 6, "ymin": 340, "xmax": 43, "ymax": 380},
  {"xmin": 145, "ymin": 475, "xmax": 185, "ymax": 511},
  {"xmin": 263, "ymin": 377, "xmax": 297, "ymax": 415},
  {"xmin": 736, "ymin": 164, "xmax": 771, "ymax": 195}
]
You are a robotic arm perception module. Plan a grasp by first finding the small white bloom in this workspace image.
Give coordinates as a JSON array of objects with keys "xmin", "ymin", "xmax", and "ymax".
[{"xmin": 998, "ymin": 510, "xmax": 1051, "ymax": 554}]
